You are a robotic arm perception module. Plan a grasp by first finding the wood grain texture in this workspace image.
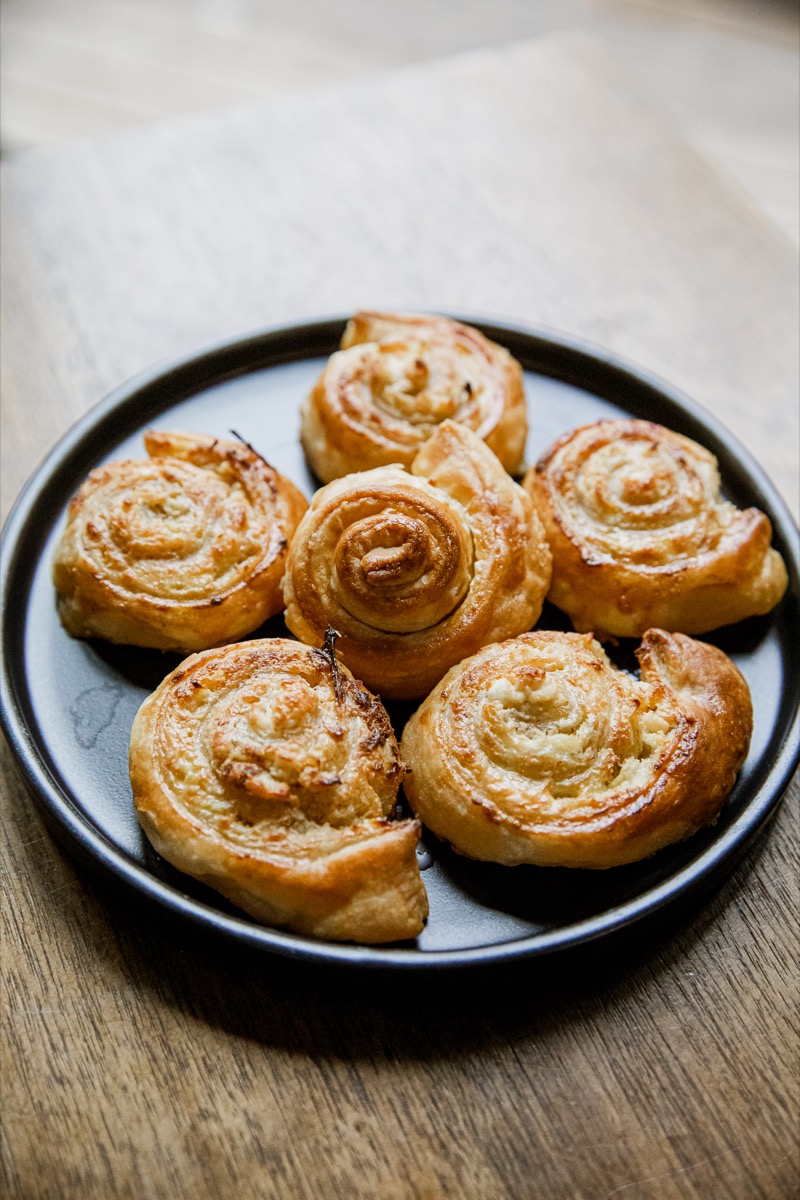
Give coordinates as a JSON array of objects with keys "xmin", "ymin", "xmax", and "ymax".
[
  {"xmin": 1, "ymin": 35, "xmax": 798, "ymax": 1200},
  {"xmin": 2, "ymin": 0, "xmax": 797, "ymax": 243},
  {"xmin": 2, "ymin": 35, "xmax": 797, "ymax": 519}
]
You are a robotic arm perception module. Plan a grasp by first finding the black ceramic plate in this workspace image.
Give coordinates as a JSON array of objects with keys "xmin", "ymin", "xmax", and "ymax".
[{"xmin": 2, "ymin": 317, "xmax": 798, "ymax": 970}]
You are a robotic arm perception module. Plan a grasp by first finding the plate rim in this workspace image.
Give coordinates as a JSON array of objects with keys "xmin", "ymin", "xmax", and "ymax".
[{"xmin": 2, "ymin": 314, "xmax": 799, "ymax": 971}]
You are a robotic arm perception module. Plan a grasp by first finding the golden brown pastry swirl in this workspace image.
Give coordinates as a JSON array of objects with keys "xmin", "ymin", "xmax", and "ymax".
[
  {"xmin": 283, "ymin": 421, "xmax": 552, "ymax": 699},
  {"xmin": 53, "ymin": 431, "xmax": 308, "ymax": 652},
  {"xmin": 300, "ymin": 311, "xmax": 528, "ymax": 482},
  {"xmin": 401, "ymin": 629, "xmax": 753, "ymax": 869},
  {"xmin": 525, "ymin": 419, "xmax": 788, "ymax": 637},
  {"xmin": 129, "ymin": 637, "xmax": 428, "ymax": 943}
]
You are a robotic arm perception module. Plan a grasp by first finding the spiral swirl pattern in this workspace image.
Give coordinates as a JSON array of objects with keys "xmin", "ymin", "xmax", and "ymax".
[
  {"xmin": 53, "ymin": 431, "xmax": 308, "ymax": 652},
  {"xmin": 401, "ymin": 629, "xmax": 753, "ymax": 869},
  {"xmin": 283, "ymin": 420, "xmax": 552, "ymax": 699},
  {"xmin": 129, "ymin": 638, "xmax": 428, "ymax": 942},
  {"xmin": 300, "ymin": 311, "xmax": 528, "ymax": 482},
  {"xmin": 525, "ymin": 419, "xmax": 788, "ymax": 637}
]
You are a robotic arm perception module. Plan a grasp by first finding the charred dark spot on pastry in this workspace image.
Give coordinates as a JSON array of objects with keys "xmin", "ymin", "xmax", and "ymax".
[
  {"xmin": 229, "ymin": 430, "xmax": 277, "ymax": 492},
  {"xmin": 320, "ymin": 626, "xmax": 344, "ymax": 702},
  {"xmin": 360, "ymin": 726, "xmax": 388, "ymax": 752},
  {"xmin": 229, "ymin": 429, "xmax": 259, "ymax": 458},
  {"xmin": 166, "ymin": 678, "xmax": 200, "ymax": 702},
  {"xmin": 209, "ymin": 596, "xmax": 224, "ymax": 606},
  {"xmin": 463, "ymin": 381, "xmax": 473, "ymax": 395}
]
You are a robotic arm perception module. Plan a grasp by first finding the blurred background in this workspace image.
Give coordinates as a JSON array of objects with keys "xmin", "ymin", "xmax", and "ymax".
[{"xmin": 1, "ymin": 0, "xmax": 798, "ymax": 243}]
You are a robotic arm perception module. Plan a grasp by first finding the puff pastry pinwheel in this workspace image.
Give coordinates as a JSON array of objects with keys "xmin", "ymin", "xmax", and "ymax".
[
  {"xmin": 129, "ymin": 637, "xmax": 428, "ymax": 943},
  {"xmin": 300, "ymin": 311, "xmax": 528, "ymax": 482},
  {"xmin": 283, "ymin": 420, "xmax": 552, "ymax": 700},
  {"xmin": 401, "ymin": 629, "xmax": 753, "ymax": 869},
  {"xmin": 53, "ymin": 430, "xmax": 308, "ymax": 653},
  {"xmin": 525, "ymin": 419, "xmax": 787, "ymax": 638}
]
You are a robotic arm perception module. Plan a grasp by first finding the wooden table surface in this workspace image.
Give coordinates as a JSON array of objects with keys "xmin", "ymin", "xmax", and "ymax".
[{"xmin": 2, "ymin": 34, "xmax": 798, "ymax": 1200}]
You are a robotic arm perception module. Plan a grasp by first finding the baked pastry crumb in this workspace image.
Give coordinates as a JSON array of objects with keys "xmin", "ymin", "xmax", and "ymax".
[
  {"xmin": 525, "ymin": 419, "xmax": 788, "ymax": 637},
  {"xmin": 52, "ymin": 430, "xmax": 308, "ymax": 652},
  {"xmin": 401, "ymin": 628, "xmax": 753, "ymax": 869},
  {"xmin": 129, "ymin": 637, "xmax": 428, "ymax": 943},
  {"xmin": 284, "ymin": 420, "xmax": 552, "ymax": 699},
  {"xmin": 301, "ymin": 311, "xmax": 528, "ymax": 482}
]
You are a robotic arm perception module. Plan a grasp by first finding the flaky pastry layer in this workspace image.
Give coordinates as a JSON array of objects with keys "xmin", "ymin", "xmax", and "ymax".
[
  {"xmin": 524, "ymin": 419, "xmax": 787, "ymax": 637},
  {"xmin": 129, "ymin": 638, "xmax": 428, "ymax": 943},
  {"xmin": 53, "ymin": 431, "xmax": 308, "ymax": 652},
  {"xmin": 283, "ymin": 420, "xmax": 552, "ymax": 699},
  {"xmin": 300, "ymin": 311, "xmax": 528, "ymax": 482},
  {"xmin": 401, "ymin": 629, "xmax": 753, "ymax": 869}
]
